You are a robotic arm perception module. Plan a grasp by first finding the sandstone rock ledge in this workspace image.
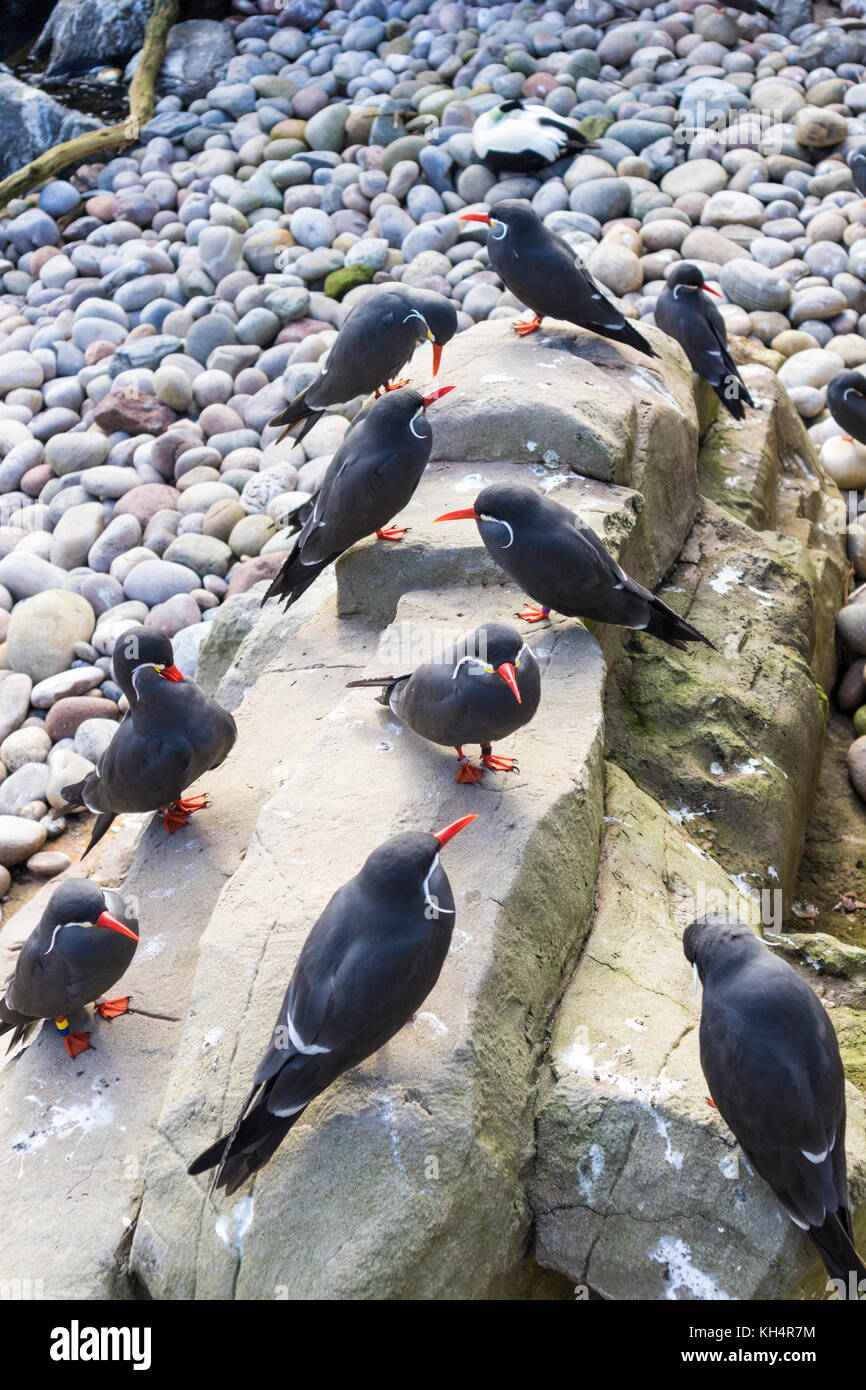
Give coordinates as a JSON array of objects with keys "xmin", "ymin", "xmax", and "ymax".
[{"xmin": 0, "ymin": 319, "xmax": 856, "ymax": 1300}]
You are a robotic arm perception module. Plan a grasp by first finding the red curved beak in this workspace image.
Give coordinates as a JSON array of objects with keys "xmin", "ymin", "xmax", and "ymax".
[
  {"xmin": 434, "ymin": 812, "xmax": 479, "ymax": 847},
  {"xmin": 434, "ymin": 506, "xmax": 477, "ymax": 522},
  {"xmin": 431, "ymin": 342, "xmax": 443, "ymax": 377},
  {"xmin": 701, "ymin": 283, "xmax": 722, "ymax": 298},
  {"xmin": 496, "ymin": 662, "xmax": 521, "ymax": 703},
  {"xmin": 460, "ymin": 213, "xmax": 490, "ymax": 224},
  {"xmin": 422, "ymin": 384, "xmax": 455, "ymax": 409},
  {"xmin": 96, "ymin": 910, "xmax": 140, "ymax": 942},
  {"xmin": 159, "ymin": 664, "xmax": 184, "ymax": 682}
]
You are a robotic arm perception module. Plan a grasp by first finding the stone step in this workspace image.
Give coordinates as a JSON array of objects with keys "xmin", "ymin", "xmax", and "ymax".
[
  {"xmin": 129, "ymin": 585, "xmax": 607, "ymax": 1299},
  {"xmin": 405, "ymin": 315, "xmax": 701, "ymax": 590},
  {"xmin": 335, "ymin": 464, "xmax": 646, "ymax": 627},
  {"xmin": 0, "ymin": 582, "xmax": 376, "ymax": 1298}
]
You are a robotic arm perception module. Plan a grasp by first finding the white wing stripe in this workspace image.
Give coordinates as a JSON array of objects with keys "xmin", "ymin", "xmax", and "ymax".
[
  {"xmin": 285, "ymin": 1010, "xmax": 330, "ymax": 1055},
  {"xmin": 802, "ymin": 1145, "xmax": 830, "ymax": 1164}
]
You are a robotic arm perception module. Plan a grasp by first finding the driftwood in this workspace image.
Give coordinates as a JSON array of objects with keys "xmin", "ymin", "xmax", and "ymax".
[{"xmin": 0, "ymin": 0, "xmax": 179, "ymax": 213}]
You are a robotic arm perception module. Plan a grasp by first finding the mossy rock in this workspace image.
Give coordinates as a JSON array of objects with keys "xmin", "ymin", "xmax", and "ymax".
[
  {"xmin": 605, "ymin": 500, "xmax": 842, "ymax": 899},
  {"xmin": 786, "ymin": 931, "xmax": 866, "ymax": 980},
  {"xmin": 323, "ymin": 263, "xmax": 376, "ymax": 300},
  {"xmin": 698, "ymin": 405, "xmax": 778, "ymax": 532},
  {"xmin": 380, "ymin": 135, "xmax": 427, "ymax": 172},
  {"xmin": 578, "ymin": 114, "xmax": 614, "ymax": 140},
  {"xmin": 264, "ymin": 138, "xmax": 308, "ymax": 161},
  {"xmin": 855, "ymin": 706, "xmax": 866, "ymax": 738},
  {"xmin": 506, "ymin": 51, "xmax": 537, "ymax": 74},
  {"xmin": 793, "ymin": 711, "xmax": 866, "ymax": 937},
  {"xmin": 832, "ymin": 1005, "xmax": 866, "ymax": 1092}
]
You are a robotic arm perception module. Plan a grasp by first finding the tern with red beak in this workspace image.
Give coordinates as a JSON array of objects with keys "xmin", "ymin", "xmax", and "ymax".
[
  {"xmin": 267, "ymin": 286, "xmax": 457, "ymax": 446},
  {"xmin": 460, "ymin": 200, "xmax": 656, "ymax": 356},
  {"xmin": 347, "ymin": 620, "xmax": 540, "ymax": 782},
  {"xmin": 263, "ymin": 385, "xmax": 455, "ymax": 610},
  {"xmin": 61, "ymin": 626, "xmax": 237, "ymax": 854},
  {"xmin": 654, "ymin": 263, "xmax": 753, "ymax": 420},
  {"xmin": 0, "ymin": 880, "xmax": 140, "ymax": 1058},
  {"xmin": 188, "ymin": 814, "xmax": 478, "ymax": 1194},
  {"xmin": 436, "ymin": 484, "xmax": 714, "ymax": 650}
]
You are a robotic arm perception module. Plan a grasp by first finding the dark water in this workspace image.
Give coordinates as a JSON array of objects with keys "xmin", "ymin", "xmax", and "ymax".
[
  {"xmin": 1, "ymin": 0, "xmax": 58, "ymax": 62},
  {"xmin": 4, "ymin": 0, "xmax": 235, "ymax": 123}
]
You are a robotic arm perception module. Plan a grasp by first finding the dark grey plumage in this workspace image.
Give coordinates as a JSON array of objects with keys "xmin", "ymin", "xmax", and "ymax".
[
  {"xmin": 267, "ymin": 286, "xmax": 457, "ymax": 446},
  {"xmin": 849, "ymin": 148, "xmax": 866, "ymax": 200},
  {"xmin": 188, "ymin": 816, "xmax": 475, "ymax": 1194},
  {"xmin": 655, "ymin": 263, "xmax": 754, "ymax": 420},
  {"xmin": 263, "ymin": 388, "xmax": 449, "ymax": 611},
  {"xmin": 827, "ymin": 370, "xmax": 866, "ymax": 446},
  {"xmin": 61, "ymin": 626, "xmax": 237, "ymax": 854},
  {"xmin": 685, "ymin": 914, "xmax": 866, "ymax": 1295},
  {"xmin": 347, "ymin": 621, "xmax": 540, "ymax": 779},
  {"xmin": 0, "ymin": 880, "xmax": 139, "ymax": 1055},
  {"xmin": 722, "ymin": 0, "xmax": 774, "ymax": 14},
  {"xmin": 436, "ymin": 484, "xmax": 714, "ymax": 651},
  {"xmin": 462, "ymin": 199, "xmax": 656, "ymax": 357}
]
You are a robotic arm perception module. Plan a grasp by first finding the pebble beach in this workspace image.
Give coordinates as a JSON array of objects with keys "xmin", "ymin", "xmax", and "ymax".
[{"xmin": 0, "ymin": 0, "xmax": 865, "ymax": 890}]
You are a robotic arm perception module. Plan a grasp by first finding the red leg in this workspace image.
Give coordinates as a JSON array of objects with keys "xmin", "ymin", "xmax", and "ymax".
[
  {"xmin": 55, "ymin": 1017, "xmax": 91, "ymax": 1058},
  {"xmin": 517, "ymin": 603, "xmax": 550, "ymax": 623},
  {"xmin": 95, "ymin": 996, "xmax": 130, "ymax": 1020},
  {"xmin": 480, "ymin": 744, "xmax": 519, "ymax": 774},
  {"xmin": 382, "ymin": 378, "xmax": 410, "ymax": 392},
  {"xmin": 455, "ymin": 746, "xmax": 484, "ymax": 784},
  {"xmin": 376, "ymin": 526, "xmax": 408, "ymax": 541},
  {"xmin": 513, "ymin": 314, "xmax": 543, "ymax": 337},
  {"xmin": 160, "ymin": 793, "xmax": 208, "ymax": 834}
]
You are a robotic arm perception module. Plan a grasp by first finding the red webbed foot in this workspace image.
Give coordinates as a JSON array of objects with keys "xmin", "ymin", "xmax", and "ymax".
[
  {"xmin": 56, "ymin": 1018, "xmax": 91, "ymax": 1058},
  {"xmin": 481, "ymin": 748, "xmax": 519, "ymax": 773},
  {"xmin": 95, "ymin": 996, "xmax": 130, "ymax": 1020},
  {"xmin": 517, "ymin": 603, "xmax": 550, "ymax": 623},
  {"xmin": 383, "ymin": 378, "xmax": 410, "ymax": 392},
  {"xmin": 513, "ymin": 315, "xmax": 543, "ymax": 337},
  {"xmin": 376, "ymin": 526, "xmax": 408, "ymax": 541},
  {"xmin": 455, "ymin": 747, "xmax": 484, "ymax": 783},
  {"xmin": 161, "ymin": 793, "xmax": 208, "ymax": 834}
]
